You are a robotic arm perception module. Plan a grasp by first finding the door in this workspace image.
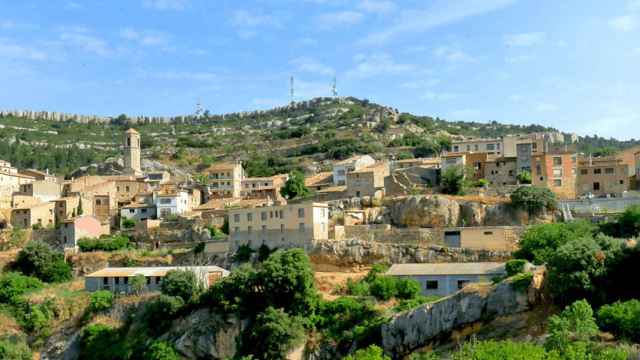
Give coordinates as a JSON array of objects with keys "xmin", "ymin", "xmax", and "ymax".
[{"xmin": 444, "ymin": 231, "xmax": 461, "ymax": 247}]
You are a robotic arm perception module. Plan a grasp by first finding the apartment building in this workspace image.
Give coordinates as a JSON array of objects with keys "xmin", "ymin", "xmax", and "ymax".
[
  {"xmin": 345, "ymin": 162, "xmax": 390, "ymax": 198},
  {"xmin": 532, "ymin": 151, "xmax": 577, "ymax": 199},
  {"xmin": 485, "ymin": 157, "xmax": 517, "ymax": 186},
  {"xmin": 205, "ymin": 161, "xmax": 244, "ymax": 199},
  {"xmin": 11, "ymin": 202, "xmax": 55, "ymax": 229},
  {"xmin": 241, "ymin": 174, "xmax": 288, "ymax": 200},
  {"xmin": 451, "ymin": 138, "xmax": 502, "ymax": 156},
  {"xmin": 332, "ymin": 155, "xmax": 375, "ymax": 186},
  {"xmin": 228, "ymin": 202, "xmax": 329, "ymax": 250},
  {"xmin": 576, "ymin": 156, "xmax": 629, "ymax": 197}
]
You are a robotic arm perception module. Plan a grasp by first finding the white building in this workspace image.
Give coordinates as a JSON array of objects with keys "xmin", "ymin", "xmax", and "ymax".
[
  {"xmin": 120, "ymin": 203, "xmax": 157, "ymax": 222},
  {"xmin": 332, "ymin": 155, "xmax": 375, "ymax": 186},
  {"xmin": 154, "ymin": 190, "xmax": 191, "ymax": 218}
]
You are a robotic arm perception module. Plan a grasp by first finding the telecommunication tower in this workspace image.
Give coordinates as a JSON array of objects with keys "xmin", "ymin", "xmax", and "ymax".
[
  {"xmin": 331, "ymin": 76, "xmax": 338, "ymax": 97},
  {"xmin": 290, "ymin": 76, "xmax": 295, "ymax": 105},
  {"xmin": 195, "ymin": 98, "xmax": 204, "ymax": 118}
]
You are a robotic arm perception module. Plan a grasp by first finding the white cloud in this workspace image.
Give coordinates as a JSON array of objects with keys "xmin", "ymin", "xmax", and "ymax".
[
  {"xmin": 535, "ymin": 103, "xmax": 558, "ymax": 112},
  {"xmin": 1, "ymin": 20, "xmax": 15, "ymax": 29},
  {"xmin": 358, "ymin": 0, "xmax": 396, "ymax": 13},
  {"xmin": 433, "ymin": 45, "xmax": 475, "ymax": 63},
  {"xmin": 290, "ymin": 57, "xmax": 335, "ymax": 76},
  {"xmin": 59, "ymin": 28, "xmax": 111, "ymax": 56},
  {"xmin": 314, "ymin": 11, "xmax": 363, "ymax": 29},
  {"xmin": 142, "ymin": 0, "xmax": 188, "ymax": 11},
  {"xmin": 509, "ymin": 94, "xmax": 524, "ymax": 102},
  {"xmin": 361, "ymin": 0, "xmax": 515, "ymax": 45},
  {"xmin": 505, "ymin": 54, "xmax": 530, "ymax": 64},
  {"xmin": 504, "ymin": 32, "xmax": 545, "ymax": 47},
  {"xmin": 120, "ymin": 28, "xmax": 171, "ymax": 49},
  {"xmin": 421, "ymin": 91, "xmax": 458, "ymax": 101},
  {"xmin": 0, "ymin": 37, "xmax": 49, "ymax": 60},
  {"xmin": 231, "ymin": 10, "xmax": 282, "ymax": 28},
  {"xmin": 346, "ymin": 53, "xmax": 414, "ymax": 78},
  {"xmin": 609, "ymin": 15, "xmax": 637, "ymax": 32},
  {"xmin": 400, "ymin": 78, "xmax": 441, "ymax": 89}
]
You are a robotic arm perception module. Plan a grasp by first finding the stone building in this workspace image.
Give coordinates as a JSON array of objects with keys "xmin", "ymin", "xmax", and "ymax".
[
  {"xmin": 11, "ymin": 202, "xmax": 55, "ymax": 229},
  {"xmin": 17, "ymin": 180, "xmax": 62, "ymax": 203},
  {"xmin": 386, "ymin": 262, "xmax": 506, "ymax": 297},
  {"xmin": 576, "ymin": 156, "xmax": 629, "ymax": 197},
  {"xmin": 332, "ymin": 155, "xmax": 375, "ymax": 186},
  {"xmin": 345, "ymin": 162, "xmax": 390, "ymax": 198},
  {"xmin": 59, "ymin": 215, "xmax": 109, "ymax": 251},
  {"xmin": 241, "ymin": 174, "xmax": 288, "ymax": 200},
  {"xmin": 204, "ymin": 161, "xmax": 244, "ymax": 199},
  {"xmin": 485, "ymin": 157, "xmax": 517, "ymax": 186},
  {"xmin": 452, "ymin": 138, "xmax": 502, "ymax": 156},
  {"xmin": 123, "ymin": 128, "xmax": 142, "ymax": 176},
  {"xmin": 532, "ymin": 151, "xmax": 577, "ymax": 199},
  {"xmin": 228, "ymin": 202, "xmax": 329, "ymax": 251}
]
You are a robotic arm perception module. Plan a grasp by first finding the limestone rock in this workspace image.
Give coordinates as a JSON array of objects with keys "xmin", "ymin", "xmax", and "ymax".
[{"xmin": 387, "ymin": 196, "xmax": 460, "ymax": 227}]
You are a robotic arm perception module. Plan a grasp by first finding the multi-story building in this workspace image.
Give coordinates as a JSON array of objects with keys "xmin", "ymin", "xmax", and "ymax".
[
  {"xmin": 516, "ymin": 143, "xmax": 533, "ymax": 174},
  {"xmin": 440, "ymin": 153, "xmax": 466, "ymax": 173},
  {"xmin": 332, "ymin": 155, "xmax": 375, "ymax": 186},
  {"xmin": 17, "ymin": 180, "xmax": 62, "ymax": 203},
  {"xmin": 451, "ymin": 138, "xmax": 502, "ymax": 156},
  {"xmin": 59, "ymin": 215, "xmax": 109, "ymax": 251},
  {"xmin": 391, "ymin": 157, "xmax": 441, "ymax": 171},
  {"xmin": 465, "ymin": 153, "xmax": 490, "ymax": 180},
  {"xmin": 120, "ymin": 203, "xmax": 157, "ymax": 223},
  {"xmin": 52, "ymin": 195, "xmax": 90, "ymax": 222},
  {"xmin": 228, "ymin": 202, "xmax": 329, "ymax": 250},
  {"xmin": 0, "ymin": 160, "xmax": 35, "ymax": 209},
  {"xmin": 11, "ymin": 202, "xmax": 55, "ymax": 229},
  {"xmin": 205, "ymin": 161, "xmax": 244, "ymax": 199},
  {"xmin": 485, "ymin": 157, "xmax": 517, "ymax": 186},
  {"xmin": 123, "ymin": 128, "xmax": 142, "ymax": 176},
  {"xmin": 241, "ymin": 174, "xmax": 288, "ymax": 200},
  {"xmin": 93, "ymin": 194, "xmax": 117, "ymax": 225},
  {"xmin": 614, "ymin": 145, "xmax": 640, "ymax": 177},
  {"xmin": 19, "ymin": 169, "xmax": 58, "ymax": 183},
  {"xmin": 154, "ymin": 190, "xmax": 191, "ymax": 218},
  {"xmin": 345, "ymin": 162, "xmax": 390, "ymax": 198},
  {"xmin": 576, "ymin": 156, "xmax": 629, "ymax": 197},
  {"xmin": 532, "ymin": 151, "xmax": 577, "ymax": 199}
]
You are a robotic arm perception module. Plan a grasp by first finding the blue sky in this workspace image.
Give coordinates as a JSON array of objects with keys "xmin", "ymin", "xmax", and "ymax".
[{"xmin": 0, "ymin": 0, "xmax": 639, "ymax": 140}]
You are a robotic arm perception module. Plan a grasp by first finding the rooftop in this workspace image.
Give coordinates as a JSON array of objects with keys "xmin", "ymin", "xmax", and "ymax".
[
  {"xmin": 86, "ymin": 265, "xmax": 229, "ymax": 278},
  {"xmin": 125, "ymin": 128, "xmax": 139, "ymax": 134},
  {"xmin": 386, "ymin": 262, "xmax": 505, "ymax": 276},
  {"xmin": 335, "ymin": 155, "xmax": 372, "ymax": 165},
  {"xmin": 206, "ymin": 162, "xmax": 241, "ymax": 172},
  {"xmin": 305, "ymin": 171, "xmax": 333, "ymax": 186}
]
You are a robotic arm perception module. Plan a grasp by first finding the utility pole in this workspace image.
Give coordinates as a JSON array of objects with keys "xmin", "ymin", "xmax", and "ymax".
[{"xmin": 290, "ymin": 76, "xmax": 295, "ymax": 105}]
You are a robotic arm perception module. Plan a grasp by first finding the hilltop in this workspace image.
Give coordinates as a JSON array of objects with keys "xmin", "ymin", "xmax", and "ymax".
[{"xmin": 1, "ymin": 97, "xmax": 638, "ymax": 177}]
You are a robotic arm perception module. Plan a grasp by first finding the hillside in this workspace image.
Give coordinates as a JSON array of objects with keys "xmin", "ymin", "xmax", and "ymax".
[{"xmin": 1, "ymin": 97, "xmax": 638, "ymax": 177}]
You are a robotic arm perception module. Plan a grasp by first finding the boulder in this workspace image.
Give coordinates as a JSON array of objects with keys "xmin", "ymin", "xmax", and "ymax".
[{"xmin": 388, "ymin": 196, "xmax": 460, "ymax": 227}]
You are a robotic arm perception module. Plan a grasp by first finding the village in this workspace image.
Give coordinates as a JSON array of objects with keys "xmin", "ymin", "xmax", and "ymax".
[{"xmin": 1, "ymin": 127, "xmax": 640, "ymax": 298}]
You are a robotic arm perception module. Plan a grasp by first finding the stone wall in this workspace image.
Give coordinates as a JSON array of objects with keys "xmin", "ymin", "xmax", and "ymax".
[{"xmin": 343, "ymin": 224, "xmax": 440, "ymax": 246}]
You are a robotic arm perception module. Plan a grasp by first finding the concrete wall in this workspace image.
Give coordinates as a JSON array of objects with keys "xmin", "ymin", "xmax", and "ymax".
[
  {"xmin": 392, "ymin": 274, "xmax": 495, "ymax": 297},
  {"xmin": 485, "ymin": 159, "xmax": 517, "ymax": 186}
]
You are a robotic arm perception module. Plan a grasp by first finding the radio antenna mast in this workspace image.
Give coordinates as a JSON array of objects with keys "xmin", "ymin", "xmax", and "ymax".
[
  {"xmin": 290, "ymin": 76, "xmax": 295, "ymax": 105},
  {"xmin": 331, "ymin": 76, "xmax": 338, "ymax": 98}
]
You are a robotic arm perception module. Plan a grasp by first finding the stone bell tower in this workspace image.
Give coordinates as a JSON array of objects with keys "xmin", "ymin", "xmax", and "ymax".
[{"xmin": 123, "ymin": 128, "xmax": 142, "ymax": 176}]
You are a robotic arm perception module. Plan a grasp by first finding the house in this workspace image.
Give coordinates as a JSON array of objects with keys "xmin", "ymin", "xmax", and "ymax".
[
  {"xmin": 0, "ymin": 161, "xmax": 35, "ymax": 209},
  {"xmin": 451, "ymin": 138, "xmax": 503, "ymax": 156},
  {"xmin": 485, "ymin": 157, "xmax": 518, "ymax": 186},
  {"xmin": 93, "ymin": 193, "xmax": 117, "ymax": 226},
  {"xmin": 441, "ymin": 153, "xmax": 466, "ymax": 173},
  {"xmin": 516, "ymin": 143, "xmax": 533, "ymax": 174},
  {"xmin": 228, "ymin": 202, "xmax": 329, "ymax": 250},
  {"xmin": 11, "ymin": 202, "xmax": 55, "ymax": 229},
  {"xmin": 576, "ymin": 156, "xmax": 629, "ymax": 197},
  {"xmin": 386, "ymin": 262, "xmax": 506, "ymax": 297},
  {"xmin": 52, "ymin": 196, "xmax": 92, "ymax": 222},
  {"xmin": 120, "ymin": 203, "xmax": 157, "ymax": 223},
  {"xmin": 465, "ymin": 153, "xmax": 490, "ymax": 180},
  {"xmin": 614, "ymin": 145, "xmax": 640, "ymax": 177},
  {"xmin": 332, "ymin": 155, "xmax": 375, "ymax": 186},
  {"xmin": 18, "ymin": 169, "xmax": 58, "ymax": 183},
  {"xmin": 154, "ymin": 190, "xmax": 191, "ymax": 218},
  {"xmin": 345, "ymin": 162, "xmax": 390, "ymax": 198},
  {"xmin": 304, "ymin": 171, "xmax": 334, "ymax": 192},
  {"xmin": 59, "ymin": 215, "xmax": 109, "ymax": 251},
  {"xmin": 532, "ymin": 151, "xmax": 578, "ymax": 199},
  {"xmin": 441, "ymin": 226, "xmax": 520, "ymax": 251},
  {"xmin": 17, "ymin": 180, "xmax": 62, "ymax": 203},
  {"xmin": 145, "ymin": 171, "xmax": 171, "ymax": 188},
  {"xmin": 241, "ymin": 174, "xmax": 288, "ymax": 200},
  {"xmin": 84, "ymin": 265, "xmax": 230, "ymax": 293},
  {"xmin": 391, "ymin": 157, "xmax": 441, "ymax": 171},
  {"xmin": 204, "ymin": 161, "xmax": 244, "ymax": 199}
]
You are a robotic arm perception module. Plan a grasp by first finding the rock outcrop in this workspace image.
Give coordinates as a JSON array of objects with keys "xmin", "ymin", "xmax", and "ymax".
[{"xmin": 381, "ymin": 269, "xmax": 546, "ymax": 358}]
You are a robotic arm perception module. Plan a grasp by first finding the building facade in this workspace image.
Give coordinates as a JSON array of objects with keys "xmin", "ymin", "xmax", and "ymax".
[
  {"xmin": 228, "ymin": 202, "xmax": 329, "ymax": 250},
  {"xmin": 332, "ymin": 155, "xmax": 375, "ymax": 186},
  {"xmin": 532, "ymin": 151, "xmax": 577, "ymax": 199},
  {"xmin": 452, "ymin": 138, "xmax": 502, "ymax": 156},
  {"xmin": 59, "ymin": 215, "xmax": 109, "ymax": 250},
  {"xmin": 485, "ymin": 157, "xmax": 517, "ymax": 186},
  {"xmin": 11, "ymin": 202, "xmax": 55, "ymax": 229},
  {"xmin": 205, "ymin": 161, "xmax": 244, "ymax": 199},
  {"xmin": 241, "ymin": 174, "xmax": 288, "ymax": 200},
  {"xmin": 576, "ymin": 156, "xmax": 629, "ymax": 197},
  {"xmin": 123, "ymin": 128, "xmax": 142, "ymax": 176},
  {"xmin": 154, "ymin": 190, "xmax": 191, "ymax": 218},
  {"xmin": 345, "ymin": 162, "xmax": 390, "ymax": 198}
]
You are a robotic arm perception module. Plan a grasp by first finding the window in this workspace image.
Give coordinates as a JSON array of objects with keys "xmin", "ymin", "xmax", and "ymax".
[
  {"xmin": 129, "ymin": 209, "xmax": 135, "ymax": 214},
  {"xmin": 299, "ymin": 223, "xmax": 305, "ymax": 232},
  {"xmin": 247, "ymin": 213, "xmax": 253, "ymax": 221},
  {"xmin": 553, "ymin": 157, "xmax": 562, "ymax": 166},
  {"xmin": 248, "ymin": 226, "xmax": 252, "ymax": 233},
  {"xmin": 553, "ymin": 179, "xmax": 562, "ymax": 187},
  {"xmin": 124, "ymin": 277, "xmax": 129, "ymax": 284},
  {"xmin": 96, "ymin": 199, "xmax": 101, "ymax": 205},
  {"xmin": 270, "ymin": 211, "xmax": 273, "ymax": 219},
  {"xmin": 115, "ymin": 277, "xmax": 120, "ymax": 285},
  {"xmin": 125, "ymin": 186, "xmax": 130, "ymax": 192},
  {"xmin": 155, "ymin": 277, "xmax": 161, "ymax": 284},
  {"xmin": 141, "ymin": 208, "xmax": 147, "ymax": 213},
  {"xmin": 279, "ymin": 210, "xmax": 284, "ymax": 218},
  {"xmin": 487, "ymin": 144, "xmax": 495, "ymax": 151},
  {"xmin": 261, "ymin": 225, "xmax": 267, "ymax": 232},
  {"xmin": 298, "ymin": 208, "xmax": 305, "ymax": 218},
  {"xmin": 146, "ymin": 277, "xmax": 151, "ymax": 285},
  {"xmin": 552, "ymin": 168, "xmax": 563, "ymax": 177},
  {"xmin": 280, "ymin": 224, "xmax": 284, "ymax": 233},
  {"xmin": 457, "ymin": 280, "xmax": 470, "ymax": 289},
  {"xmin": 594, "ymin": 168, "xmax": 602, "ymax": 175},
  {"xmin": 103, "ymin": 277, "xmax": 108, "ymax": 285},
  {"xmin": 160, "ymin": 198, "xmax": 171, "ymax": 204},
  {"xmin": 483, "ymin": 231, "xmax": 493, "ymax": 235},
  {"xmin": 605, "ymin": 168, "xmax": 615, "ymax": 174},
  {"xmin": 426, "ymin": 280, "xmax": 438, "ymax": 289},
  {"xmin": 580, "ymin": 169, "xmax": 588, "ymax": 175},
  {"xmin": 261, "ymin": 211, "xmax": 267, "ymax": 221},
  {"xmin": 474, "ymin": 145, "xmax": 479, "ymax": 151},
  {"xmin": 536, "ymin": 165, "xmax": 541, "ymax": 175},
  {"xmin": 453, "ymin": 145, "xmax": 460, "ymax": 152},
  {"xmin": 321, "ymin": 208, "xmax": 326, "ymax": 217},
  {"xmin": 620, "ymin": 180, "xmax": 624, "ymax": 185},
  {"xmin": 234, "ymin": 214, "xmax": 240, "ymax": 222},
  {"xmin": 593, "ymin": 182, "xmax": 601, "ymax": 191}
]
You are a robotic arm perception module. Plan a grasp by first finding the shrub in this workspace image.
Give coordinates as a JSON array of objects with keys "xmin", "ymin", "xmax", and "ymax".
[
  {"xmin": 452, "ymin": 340, "xmax": 548, "ymax": 360},
  {"xmin": 475, "ymin": 178, "xmax": 489, "ymax": 188},
  {"xmin": 346, "ymin": 278, "xmax": 370, "ymax": 296},
  {"xmin": 510, "ymin": 272, "xmax": 533, "ymax": 292},
  {"xmin": 440, "ymin": 165, "xmax": 466, "ymax": 195},
  {"xmin": 369, "ymin": 276, "xmax": 398, "ymax": 301},
  {"xmin": 257, "ymin": 244, "xmax": 273, "ymax": 262},
  {"xmin": 505, "ymin": 259, "xmax": 527, "ymax": 276},
  {"xmin": 317, "ymin": 297, "xmax": 381, "ymax": 345},
  {"xmin": 0, "ymin": 272, "xmax": 43, "ymax": 304},
  {"xmin": 79, "ymin": 323, "xmax": 125, "ymax": 360},
  {"xmin": 597, "ymin": 300, "xmax": 640, "ymax": 342},
  {"xmin": 130, "ymin": 274, "xmax": 146, "ymax": 294},
  {"xmin": 141, "ymin": 295, "xmax": 184, "ymax": 336},
  {"xmin": 510, "ymin": 186, "xmax": 557, "ymax": 215},
  {"xmin": 87, "ymin": 290, "xmax": 113, "ymax": 314},
  {"xmin": 545, "ymin": 299, "xmax": 599, "ymax": 353},
  {"xmin": 514, "ymin": 221, "xmax": 596, "ymax": 264},
  {"xmin": 13, "ymin": 241, "xmax": 72, "ymax": 283},
  {"xmin": 160, "ymin": 270, "xmax": 202, "ymax": 303},
  {"xmin": 18, "ymin": 298, "xmax": 57, "ymax": 336},
  {"xmin": 344, "ymin": 345, "xmax": 390, "ymax": 360},
  {"xmin": 144, "ymin": 340, "xmax": 179, "ymax": 360},
  {"xmin": 395, "ymin": 278, "xmax": 421, "ymax": 300},
  {"xmin": 233, "ymin": 244, "xmax": 254, "ymax": 263},
  {"xmin": 394, "ymin": 296, "xmax": 441, "ymax": 313},
  {"xmin": 0, "ymin": 335, "xmax": 32, "ymax": 360},
  {"xmin": 243, "ymin": 307, "xmax": 306, "ymax": 360},
  {"xmin": 280, "ymin": 171, "xmax": 311, "ymax": 200},
  {"xmin": 516, "ymin": 171, "xmax": 532, "ymax": 184},
  {"xmin": 122, "ymin": 218, "xmax": 136, "ymax": 229},
  {"xmin": 78, "ymin": 234, "xmax": 129, "ymax": 252}
]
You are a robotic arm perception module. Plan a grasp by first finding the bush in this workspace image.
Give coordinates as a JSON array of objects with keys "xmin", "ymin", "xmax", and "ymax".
[
  {"xmin": 122, "ymin": 218, "xmax": 136, "ymax": 229},
  {"xmin": 144, "ymin": 340, "xmax": 179, "ymax": 360},
  {"xmin": 160, "ymin": 270, "xmax": 202, "ymax": 303},
  {"xmin": 141, "ymin": 295, "xmax": 184, "ymax": 336},
  {"xmin": 0, "ymin": 272, "xmax": 43, "ymax": 304},
  {"xmin": 475, "ymin": 178, "xmax": 489, "ymax": 188},
  {"xmin": 0, "ymin": 335, "xmax": 32, "ymax": 360},
  {"xmin": 87, "ymin": 290, "xmax": 113, "ymax": 314},
  {"xmin": 233, "ymin": 244, "xmax": 255, "ymax": 263},
  {"xmin": 440, "ymin": 165, "xmax": 466, "ymax": 195},
  {"xmin": 346, "ymin": 278, "xmax": 370, "ymax": 297},
  {"xmin": 317, "ymin": 297, "xmax": 381, "ymax": 345},
  {"xmin": 516, "ymin": 171, "xmax": 532, "ymax": 184},
  {"xmin": 395, "ymin": 278, "xmax": 421, "ymax": 300},
  {"xmin": 597, "ymin": 300, "xmax": 640, "ymax": 342},
  {"xmin": 514, "ymin": 221, "xmax": 596, "ymax": 264},
  {"xmin": 452, "ymin": 340, "xmax": 548, "ymax": 360},
  {"xmin": 280, "ymin": 171, "xmax": 311, "ymax": 200},
  {"xmin": 510, "ymin": 186, "xmax": 557, "ymax": 215},
  {"xmin": 545, "ymin": 300, "xmax": 599, "ymax": 353},
  {"xmin": 505, "ymin": 259, "xmax": 527, "ymax": 276},
  {"xmin": 510, "ymin": 272, "xmax": 533, "ymax": 292},
  {"xmin": 257, "ymin": 244, "xmax": 273, "ymax": 262},
  {"xmin": 243, "ymin": 307, "xmax": 306, "ymax": 360},
  {"xmin": 393, "ymin": 296, "xmax": 441, "ymax": 313},
  {"xmin": 369, "ymin": 276, "xmax": 398, "ymax": 301},
  {"xmin": 79, "ymin": 323, "xmax": 125, "ymax": 360},
  {"xmin": 78, "ymin": 234, "xmax": 130, "ymax": 252},
  {"xmin": 13, "ymin": 241, "xmax": 72, "ymax": 283},
  {"xmin": 18, "ymin": 298, "xmax": 57, "ymax": 336},
  {"xmin": 344, "ymin": 345, "xmax": 390, "ymax": 360}
]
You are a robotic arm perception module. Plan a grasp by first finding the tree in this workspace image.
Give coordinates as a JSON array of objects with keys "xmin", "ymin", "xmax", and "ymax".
[
  {"xmin": 244, "ymin": 307, "xmax": 306, "ymax": 360},
  {"xmin": 280, "ymin": 171, "xmax": 311, "ymax": 200},
  {"xmin": 144, "ymin": 341, "xmax": 179, "ymax": 360},
  {"xmin": 440, "ymin": 165, "xmax": 466, "ymax": 195},
  {"xmin": 596, "ymin": 300, "xmax": 640, "ymax": 343},
  {"xmin": 0, "ymin": 272, "xmax": 43, "ymax": 304},
  {"xmin": 77, "ymin": 197, "xmax": 83, "ymax": 215},
  {"xmin": 516, "ymin": 171, "xmax": 532, "ymax": 184},
  {"xmin": 344, "ymin": 345, "xmax": 391, "ymax": 360},
  {"xmin": 510, "ymin": 186, "xmax": 557, "ymax": 215},
  {"xmin": 514, "ymin": 221, "xmax": 596, "ymax": 264},
  {"xmin": 87, "ymin": 290, "xmax": 114, "ymax": 313},
  {"xmin": 545, "ymin": 300, "xmax": 599, "ymax": 353},
  {"xmin": 160, "ymin": 270, "xmax": 202, "ymax": 303},
  {"xmin": 131, "ymin": 274, "xmax": 146, "ymax": 295},
  {"xmin": 13, "ymin": 241, "xmax": 72, "ymax": 283}
]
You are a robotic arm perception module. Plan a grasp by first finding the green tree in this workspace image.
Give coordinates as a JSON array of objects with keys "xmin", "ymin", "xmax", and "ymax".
[
  {"xmin": 516, "ymin": 171, "xmax": 532, "ymax": 184},
  {"xmin": 87, "ymin": 290, "xmax": 114, "ymax": 314},
  {"xmin": 280, "ymin": 171, "xmax": 311, "ymax": 200},
  {"xmin": 369, "ymin": 276, "xmax": 398, "ymax": 301},
  {"xmin": 0, "ymin": 272, "xmax": 43, "ymax": 304},
  {"xmin": 344, "ymin": 345, "xmax": 391, "ymax": 360},
  {"xmin": 545, "ymin": 300, "xmax": 599, "ymax": 354},
  {"xmin": 510, "ymin": 186, "xmax": 558, "ymax": 215},
  {"xmin": 395, "ymin": 278, "xmax": 421, "ymax": 300},
  {"xmin": 160, "ymin": 269, "xmax": 202, "ymax": 303},
  {"xmin": 13, "ymin": 241, "xmax": 72, "ymax": 283},
  {"xmin": 440, "ymin": 165, "xmax": 466, "ymax": 195},
  {"xmin": 597, "ymin": 299, "xmax": 640, "ymax": 342},
  {"xmin": 131, "ymin": 274, "xmax": 147, "ymax": 295},
  {"xmin": 144, "ymin": 341, "xmax": 179, "ymax": 360},
  {"xmin": 514, "ymin": 221, "xmax": 596, "ymax": 264},
  {"xmin": 244, "ymin": 307, "xmax": 306, "ymax": 360},
  {"xmin": 77, "ymin": 197, "xmax": 84, "ymax": 215}
]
